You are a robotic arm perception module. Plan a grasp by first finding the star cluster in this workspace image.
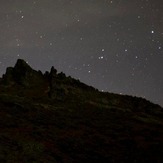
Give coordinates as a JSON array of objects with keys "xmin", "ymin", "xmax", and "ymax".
[{"xmin": 0, "ymin": 0, "xmax": 162, "ymax": 106}]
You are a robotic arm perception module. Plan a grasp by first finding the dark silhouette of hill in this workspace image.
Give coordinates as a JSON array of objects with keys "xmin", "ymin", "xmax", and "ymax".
[{"xmin": 0, "ymin": 59, "xmax": 163, "ymax": 162}]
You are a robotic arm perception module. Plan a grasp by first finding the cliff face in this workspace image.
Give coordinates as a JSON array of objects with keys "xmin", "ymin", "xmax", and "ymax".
[{"xmin": 0, "ymin": 59, "xmax": 163, "ymax": 162}]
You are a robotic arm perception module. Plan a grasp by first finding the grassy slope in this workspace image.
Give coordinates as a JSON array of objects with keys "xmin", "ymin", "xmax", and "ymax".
[{"xmin": 0, "ymin": 85, "xmax": 163, "ymax": 162}]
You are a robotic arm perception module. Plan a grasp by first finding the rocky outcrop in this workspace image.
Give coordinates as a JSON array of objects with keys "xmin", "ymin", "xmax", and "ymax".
[
  {"xmin": 2, "ymin": 59, "xmax": 44, "ymax": 87},
  {"xmin": 1, "ymin": 59, "xmax": 97, "ymax": 99}
]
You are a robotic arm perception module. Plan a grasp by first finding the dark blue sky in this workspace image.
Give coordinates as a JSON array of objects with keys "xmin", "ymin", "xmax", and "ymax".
[{"xmin": 0, "ymin": 0, "xmax": 163, "ymax": 106}]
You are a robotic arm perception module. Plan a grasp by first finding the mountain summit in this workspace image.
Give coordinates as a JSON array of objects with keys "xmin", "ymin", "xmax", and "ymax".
[
  {"xmin": 2, "ymin": 59, "xmax": 43, "ymax": 86},
  {"xmin": 0, "ymin": 59, "xmax": 163, "ymax": 162}
]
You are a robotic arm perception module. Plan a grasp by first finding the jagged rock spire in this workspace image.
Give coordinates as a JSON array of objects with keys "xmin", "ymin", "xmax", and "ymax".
[
  {"xmin": 50, "ymin": 66, "xmax": 57, "ymax": 76},
  {"xmin": 2, "ymin": 59, "xmax": 42, "ymax": 86},
  {"xmin": 14, "ymin": 59, "xmax": 33, "ymax": 72}
]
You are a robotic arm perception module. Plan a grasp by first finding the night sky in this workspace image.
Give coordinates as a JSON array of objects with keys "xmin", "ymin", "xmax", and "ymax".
[{"xmin": 0, "ymin": 0, "xmax": 162, "ymax": 106}]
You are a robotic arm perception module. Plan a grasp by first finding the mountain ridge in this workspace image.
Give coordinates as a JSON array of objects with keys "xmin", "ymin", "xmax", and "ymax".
[
  {"xmin": 0, "ymin": 59, "xmax": 163, "ymax": 162},
  {"xmin": 1, "ymin": 59, "xmax": 161, "ymax": 106}
]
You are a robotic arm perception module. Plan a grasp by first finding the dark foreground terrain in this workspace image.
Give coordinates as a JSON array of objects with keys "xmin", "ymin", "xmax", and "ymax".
[{"xmin": 0, "ymin": 59, "xmax": 163, "ymax": 162}]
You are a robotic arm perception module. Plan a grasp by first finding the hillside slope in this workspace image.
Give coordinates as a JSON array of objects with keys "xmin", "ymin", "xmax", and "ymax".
[{"xmin": 0, "ymin": 59, "xmax": 163, "ymax": 162}]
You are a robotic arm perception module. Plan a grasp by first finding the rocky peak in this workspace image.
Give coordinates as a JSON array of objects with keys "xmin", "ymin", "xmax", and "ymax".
[
  {"xmin": 13, "ymin": 59, "xmax": 34, "ymax": 81},
  {"xmin": 14, "ymin": 59, "xmax": 33, "ymax": 73},
  {"xmin": 2, "ymin": 59, "xmax": 42, "ymax": 86},
  {"xmin": 50, "ymin": 66, "xmax": 57, "ymax": 76}
]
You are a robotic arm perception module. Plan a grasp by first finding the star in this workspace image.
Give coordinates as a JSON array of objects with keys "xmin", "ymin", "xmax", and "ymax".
[{"xmin": 98, "ymin": 56, "xmax": 104, "ymax": 60}]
